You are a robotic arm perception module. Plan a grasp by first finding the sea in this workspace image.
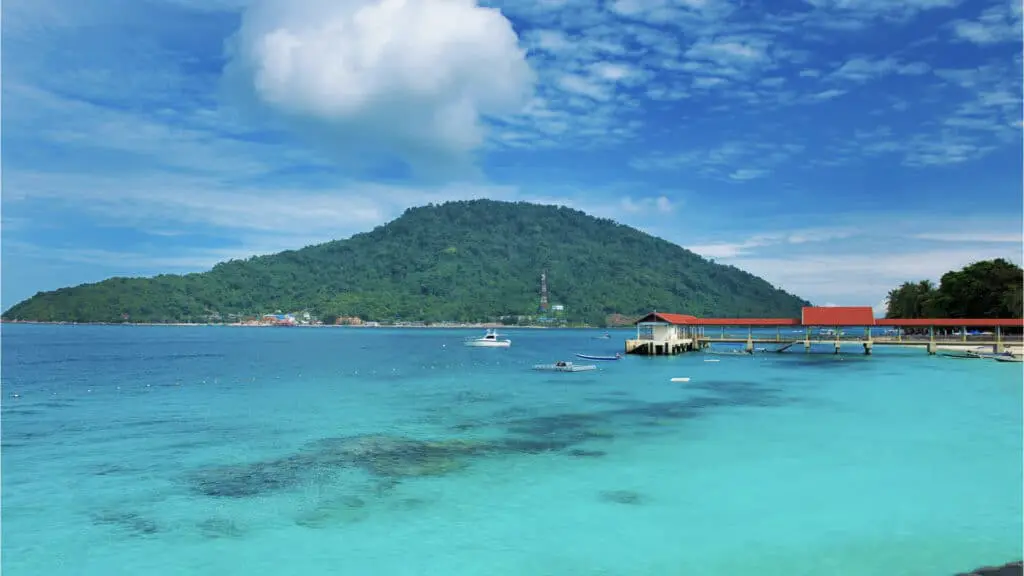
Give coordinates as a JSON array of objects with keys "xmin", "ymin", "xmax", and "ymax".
[{"xmin": 2, "ymin": 324, "xmax": 1021, "ymax": 576}]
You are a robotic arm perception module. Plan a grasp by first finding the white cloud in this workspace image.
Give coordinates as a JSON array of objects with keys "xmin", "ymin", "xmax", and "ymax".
[
  {"xmin": 556, "ymin": 73, "xmax": 611, "ymax": 100},
  {"xmin": 728, "ymin": 168, "xmax": 769, "ymax": 181},
  {"xmin": 619, "ymin": 195, "xmax": 675, "ymax": 213},
  {"xmin": 685, "ymin": 36, "xmax": 770, "ymax": 68},
  {"xmin": 808, "ymin": 88, "xmax": 847, "ymax": 101},
  {"xmin": 687, "ymin": 228, "xmax": 856, "ymax": 259},
  {"xmin": 828, "ymin": 56, "xmax": 931, "ymax": 83},
  {"xmin": 727, "ymin": 248, "xmax": 1023, "ymax": 305},
  {"xmin": 801, "ymin": 0, "xmax": 960, "ymax": 22},
  {"xmin": 872, "ymin": 297, "xmax": 888, "ymax": 318},
  {"xmin": 6, "ymin": 169, "xmax": 523, "ymax": 241},
  {"xmin": 631, "ymin": 140, "xmax": 805, "ymax": 181},
  {"xmin": 913, "ymin": 232, "xmax": 1022, "ymax": 243},
  {"xmin": 952, "ymin": 0, "xmax": 1022, "ymax": 44},
  {"xmin": 682, "ymin": 217, "xmax": 1023, "ymax": 304},
  {"xmin": 222, "ymin": 0, "xmax": 535, "ymax": 176}
]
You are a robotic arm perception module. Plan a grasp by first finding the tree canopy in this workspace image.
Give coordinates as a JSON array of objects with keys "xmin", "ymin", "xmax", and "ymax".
[
  {"xmin": 3, "ymin": 200, "xmax": 811, "ymax": 325},
  {"xmin": 884, "ymin": 259, "xmax": 1023, "ymax": 319}
]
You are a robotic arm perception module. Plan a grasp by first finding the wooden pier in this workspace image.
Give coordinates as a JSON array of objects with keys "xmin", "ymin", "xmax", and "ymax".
[{"xmin": 625, "ymin": 308, "xmax": 1022, "ymax": 357}]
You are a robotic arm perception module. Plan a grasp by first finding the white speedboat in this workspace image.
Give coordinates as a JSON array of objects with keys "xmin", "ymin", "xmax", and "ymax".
[{"xmin": 464, "ymin": 329, "xmax": 511, "ymax": 348}]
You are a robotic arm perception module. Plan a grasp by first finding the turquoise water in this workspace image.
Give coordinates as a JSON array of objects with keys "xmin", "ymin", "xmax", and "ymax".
[{"xmin": 2, "ymin": 324, "xmax": 1021, "ymax": 575}]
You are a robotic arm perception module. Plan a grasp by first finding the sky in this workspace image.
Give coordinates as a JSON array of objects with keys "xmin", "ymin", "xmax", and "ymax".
[{"xmin": 2, "ymin": 0, "xmax": 1022, "ymax": 314}]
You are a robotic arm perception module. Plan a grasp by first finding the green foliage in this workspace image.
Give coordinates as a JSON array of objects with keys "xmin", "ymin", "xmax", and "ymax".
[
  {"xmin": 3, "ymin": 200, "xmax": 811, "ymax": 325},
  {"xmin": 885, "ymin": 259, "xmax": 1023, "ymax": 319}
]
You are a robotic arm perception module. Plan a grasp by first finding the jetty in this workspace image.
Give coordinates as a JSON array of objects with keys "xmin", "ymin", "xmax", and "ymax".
[{"xmin": 625, "ymin": 307, "xmax": 1022, "ymax": 356}]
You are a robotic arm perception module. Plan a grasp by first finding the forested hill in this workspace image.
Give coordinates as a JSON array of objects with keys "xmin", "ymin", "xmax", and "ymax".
[{"xmin": 3, "ymin": 200, "xmax": 810, "ymax": 325}]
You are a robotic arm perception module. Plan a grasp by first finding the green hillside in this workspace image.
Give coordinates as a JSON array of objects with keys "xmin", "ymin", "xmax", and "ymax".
[{"xmin": 3, "ymin": 200, "xmax": 810, "ymax": 325}]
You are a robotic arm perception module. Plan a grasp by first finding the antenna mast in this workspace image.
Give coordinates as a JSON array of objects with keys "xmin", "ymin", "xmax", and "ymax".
[{"xmin": 540, "ymin": 270, "xmax": 549, "ymax": 313}]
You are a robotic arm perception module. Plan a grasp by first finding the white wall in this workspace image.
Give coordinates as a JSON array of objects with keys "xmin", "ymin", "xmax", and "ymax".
[{"xmin": 652, "ymin": 324, "xmax": 678, "ymax": 340}]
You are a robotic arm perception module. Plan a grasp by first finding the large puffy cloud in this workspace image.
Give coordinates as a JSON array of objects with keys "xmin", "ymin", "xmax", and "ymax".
[{"xmin": 223, "ymin": 0, "xmax": 535, "ymax": 178}]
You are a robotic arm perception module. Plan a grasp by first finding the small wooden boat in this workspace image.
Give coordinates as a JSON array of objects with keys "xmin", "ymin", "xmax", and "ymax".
[
  {"xmin": 575, "ymin": 353, "xmax": 622, "ymax": 361},
  {"xmin": 533, "ymin": 361, "xmax": 597, "ymax": 372},
  {"xmin": 991, "ymin": 354, "xmax": 1023, "ymax": 363}
]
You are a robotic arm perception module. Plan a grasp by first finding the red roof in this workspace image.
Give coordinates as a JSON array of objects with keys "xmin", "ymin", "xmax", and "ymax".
[
  {"xmin": 801, "ymin": 306, "xmax": 875, "ymax": 326},
  {"xmin": 875, "ymin": 318, "xmax": 1023, "ymax": 328},
  {"xmin": 694, "ymin": 318, "xmax": 800, "ymax": 326},
  {"xmin": 635, "ymin": 312, "xmax": 699, "ymax": 325},
  {"xmin": 632, "ymin": 310, "xmax": 1021, "ymax": 328}
]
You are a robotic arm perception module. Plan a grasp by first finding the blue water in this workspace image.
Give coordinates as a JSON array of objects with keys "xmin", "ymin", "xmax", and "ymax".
[{"xmin": 2, "ymin": 325, "xmax": 1021, "ymax": 575}]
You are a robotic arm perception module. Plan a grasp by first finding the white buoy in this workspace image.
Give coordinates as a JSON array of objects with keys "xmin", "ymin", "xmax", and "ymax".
[{"xmin": 671, "ymin": 377, "xmax": 691, "ymax": 383}]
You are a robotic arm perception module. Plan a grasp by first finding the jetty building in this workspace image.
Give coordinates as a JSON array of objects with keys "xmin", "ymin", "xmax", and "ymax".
[{"xmin": 626, "ymin": 306, "xmax": 1022, "ymax": 356}]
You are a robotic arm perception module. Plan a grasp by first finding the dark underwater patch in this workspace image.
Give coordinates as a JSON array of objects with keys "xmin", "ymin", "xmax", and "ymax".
[
  {"xmin": 197, "ymin": 517, "xmax": 246, "ymax": 539},
  {"xmin": 1, "ymin": 407, "xmax": 43, "ymax": 416},
  {"xmin": 184, "ymin": 372, "xmax": 794, "ymax": 501},
  {"xmin": 566, "ymin": 449, "xmax": 606, "ymax": 458},
  {"xmin": 598, "ymin": 490, "xmax": 645, "ymax": 505},
  {"xmin": 955, "ymin": 560, "xmax": 1023, "ymax": 576},
  {"xmin": 90, "ymin": 510, "xmax": 159, "ymax": 537},
  {"xmin": 295, "ymin": 494, "xmax": 370, "ymax": 529}
]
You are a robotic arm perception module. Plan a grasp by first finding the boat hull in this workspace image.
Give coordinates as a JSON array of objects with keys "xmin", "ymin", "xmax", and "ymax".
[
  {"xmin": 465, "ymin": 341, "xmax": 511, "ymax": 348},
  {"xmin": 575, "ymin": 354, "xmax": 621, "ymax": 361},
  {"xmin": 533, "ymin": 363, "xmax": 597, "ymax": 372}
]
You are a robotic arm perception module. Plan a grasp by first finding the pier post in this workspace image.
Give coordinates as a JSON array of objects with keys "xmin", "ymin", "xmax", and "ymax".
[
  {"xmin": 926, "ymin": 342, "xmax": 937, "ymax": 355},
  {"xmin": 745, "ymin": 326, "xmax": 754, "ymax": 353},
  {"xmin": 962, "ymin": 326, "xmax": 967, "ymax": 343},
  {"xmin": 995, "ymin": 326, "xmax": 1004, "ymax": 353},
  {"xmin": 776, "ymin": 326, "xmax": 781, "ymax": 342},
  {"xmin": 863, "ymin": 341, "xmax": 872, "ymax": 355},
  {"xmin": 805, "ymin": 327, "xmax": 811, "ymax": 352}
]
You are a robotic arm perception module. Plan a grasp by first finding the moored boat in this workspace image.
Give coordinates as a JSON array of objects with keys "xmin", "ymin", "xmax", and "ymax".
[
  {"xmin": 575, "ymin": 353, "xmax": 622, "ymax": 361},
  {"xmin": 464, "ymin": 329, "xmax": 511, "ymax": 348},
  {"xmin": 533, "ymin": 361, "xmax": 597, "ymax": 372}
]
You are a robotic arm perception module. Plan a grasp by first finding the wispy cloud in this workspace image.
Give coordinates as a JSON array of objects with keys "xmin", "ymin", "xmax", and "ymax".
[
  {"xmin": 682, "ymin": 215, "xmax": 1023, "ymax": 304},
  {"xmin": 827, "ymin": 56, "xmax": 931, "ymax": 83},
  {"xmin": 951, "ymin": 0, "xmax": 1022, "ymax": 44},
  {"xmin": 630, "ymin": 140, "xmax": 805, "ymax": 181}
]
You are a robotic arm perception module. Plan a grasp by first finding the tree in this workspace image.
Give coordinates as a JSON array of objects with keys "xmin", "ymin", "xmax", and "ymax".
[{"xmin": 885, "ymin": 259, "xmax": 1023, "ymax": 320}]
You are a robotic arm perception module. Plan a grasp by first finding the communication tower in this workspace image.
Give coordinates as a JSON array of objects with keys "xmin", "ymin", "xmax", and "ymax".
[{"xmin": 539, "ymin": 270, "xmax": 549, "ymax": 313}]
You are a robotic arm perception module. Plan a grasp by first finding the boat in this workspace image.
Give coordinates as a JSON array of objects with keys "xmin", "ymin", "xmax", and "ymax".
[
  {"xmin": 939, "ymin": 352, "xmax": 982, "ymax": 359},
  {"xmin": 533, "ymin": 361, "xmax": 597, "ymax": 372},
  {"xmin": 463, "ymin": 329, "xmax": 511, "ymax": 348},
  {"xmin": 593, "ymin": 332, "xmax": 612, "ymax": 340},
  {"xmin": 992, "ymin": 355, "xmax": 1023, "ymax": 363},
  {"xmin": 575, "ymin": 353, "xmax": 622, "ymax": 361},
  {"xmin": 704, "ymin": 349, "xmax": 752, "ymax": 356}
]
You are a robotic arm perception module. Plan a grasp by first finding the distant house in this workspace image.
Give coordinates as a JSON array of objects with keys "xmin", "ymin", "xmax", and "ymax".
[{"xmin": 262, "ymin": 313, "xmax": 297, "ymax": 326}]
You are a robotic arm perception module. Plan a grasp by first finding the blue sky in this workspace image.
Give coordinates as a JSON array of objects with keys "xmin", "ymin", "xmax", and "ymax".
[{"xmin": 3, "ymin": 0, "xmax": 1022, "ymax": 313}]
